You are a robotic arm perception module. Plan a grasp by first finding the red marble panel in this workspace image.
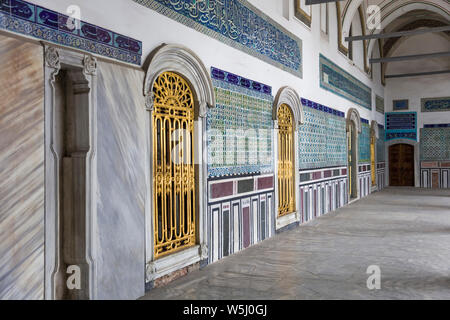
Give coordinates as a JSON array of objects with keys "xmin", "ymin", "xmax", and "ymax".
[
  {"xmin": 440, "ymin": 162, "xmax": 450, "ymax": 168},
  {"xmin": 210, "ymin": 181, "xmax": 234, "ymax": 199},
  {"xmin": 257, "ymin": 176, "xmax": 274, "ymax": 190},
  {"xmin": 312, "ymin": 171, "xmax": 322, "ymax": 180},
  {"xmin": 421, "ymin": 161, "xmax": 438, "ymax": 168}
]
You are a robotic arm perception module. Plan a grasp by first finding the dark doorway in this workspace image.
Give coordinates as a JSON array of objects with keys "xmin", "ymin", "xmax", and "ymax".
[{"xmin": 389, "ymin": 144, "xmax": 414, "ymax": 186}]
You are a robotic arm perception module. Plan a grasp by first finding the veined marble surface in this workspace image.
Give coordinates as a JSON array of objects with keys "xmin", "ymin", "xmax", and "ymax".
[
  {"xmin": 95, "ymin": 61, "xmax": 146, "ymax": 299},
  {"xmin": 0, "ymin": 35, "xmax": 45, "ymax": 299}
]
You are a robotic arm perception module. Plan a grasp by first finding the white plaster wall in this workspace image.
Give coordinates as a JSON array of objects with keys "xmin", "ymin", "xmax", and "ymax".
[
  {"xmin": 386, "ymin": 33, "xmax": 450, "ymax": 75},
  {"xmin": 385, "ymin": 73, "xmax": 450, "ymax": 135},
  {"xmin": 33, "ymin": 0, "xmax": 384, "ymax": 124},
  {"xmin": 384, "ymin": 32, "xmax": 450, "ymax": 137}
]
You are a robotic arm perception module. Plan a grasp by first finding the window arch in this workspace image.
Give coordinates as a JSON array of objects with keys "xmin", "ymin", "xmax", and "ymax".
[
  {"xmin": 273, "ymin": 87, "xmax": 303, "ymax": 222},
  {"xmin": 143, "ymin": 44, "xmax": 215, "ymax": 282}
]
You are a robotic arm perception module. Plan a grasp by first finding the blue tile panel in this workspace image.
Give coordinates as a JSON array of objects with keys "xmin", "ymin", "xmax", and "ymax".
[
  {"xmin": 385, "ymin": 112, "xmax": 417, "ymax": 141},
  {"xmin": 0, "ymin": 0, "xmax": 142, "ymax": 65},
  {"xmin": 421, "ymin": 97, "xmax": 450, "ymax": 112},
  {"xmin": 211, "ymin": 66, "xmax": 272, "ymax": 95},
  {"xmin": 377, "ymin": 126, "xmax": 385, "ymax": 162},
  {"xmin": 133, "ymin": 0, "xmax": 303, "ymax": 78},
  {"xmin": 424, "ymin": 123, "xmax": 450, "ymax": 128},
  {"xmin": 393, "ymin": 99, "xmax": 408, "ymax": 111},
  {"xmin": 207, "ymin": 67, "xmax": 273, "ymax": 178},
  {"xmin": 420, "ymin": 127, "xmax": 450, "ymax": 161},
  {"xmin": 299, "ymin": 98, "xmax": 347, "ymax": 170},
  {"xmin": 319, "ymin": 54, "xmax": 372, "ymax": 110},
  {"xmin": 359, "ymin": 122, "xmax": 370, "ymax": 164}
]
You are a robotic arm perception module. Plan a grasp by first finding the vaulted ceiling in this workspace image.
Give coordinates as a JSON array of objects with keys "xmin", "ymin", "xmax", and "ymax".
[{"xmin": 338, "ymin": 0, "xmax": 450, "ymax": 78}]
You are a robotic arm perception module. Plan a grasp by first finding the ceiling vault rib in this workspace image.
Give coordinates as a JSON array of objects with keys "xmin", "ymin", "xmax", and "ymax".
[
  {"xmin": 370, "ymin": 51, "xmax": 450, "ymax": 63},
  {"xmin": 385, "ymin": 69, "xmax": 450, "ymax": 78},
  {"xmin": 345, "ymin": 25, "xmax": 450, "ymax": 42}
]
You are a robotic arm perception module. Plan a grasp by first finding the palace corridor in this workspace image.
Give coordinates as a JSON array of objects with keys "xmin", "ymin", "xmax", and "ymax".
[
  {"xmin": 1, "ymin": 0, "xmax": 449, "ymax": 300},
  {"xmin": 141, "ymin": 188, "xmax": 450, "ymax": 300}
]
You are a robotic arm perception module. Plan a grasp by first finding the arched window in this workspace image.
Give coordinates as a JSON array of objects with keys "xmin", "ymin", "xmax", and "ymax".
[
  {"xmin": 348, "ymin": 121, "xmax": 356, "ymax": 197},
  {"xmin": 371, "ymin": 135, "xmax": 376, "ymax": 186},
  {"xmin": 277, "ymin": 104, "xmax": 295, "ymax": 216},
  {"xmin": 152, "ymin": 71, "xmax": 196, "ymax": 259}
]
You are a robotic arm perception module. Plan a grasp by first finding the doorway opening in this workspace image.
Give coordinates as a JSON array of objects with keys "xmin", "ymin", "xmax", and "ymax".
[{"xmin": 389, "ymin": 144, "xmax": 414, "ymax": 186}]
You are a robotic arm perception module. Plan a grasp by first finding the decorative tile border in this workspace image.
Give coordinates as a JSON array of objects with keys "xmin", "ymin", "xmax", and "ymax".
[
  {"xmin": 209, "ymin": 174, "xmax": 274, "ymax": 202},
  {"xmin": 299, "ymin": 166, "xmax": 347, "ymax": 186},
  {"xmin": 361, "ymin": 117, "xmax": 369, "ymax": 124},
  {"xmin": 424, "ymin": 123, "xmax": 450, "ymax": 128},
  {"xmin": 207, "ymin": 67, "xmax": 273, "ymax": 178},
  {"xmin": 133, "ymin": 0, "xmax": 303, "ymax": 78},
  {"xmin": 300, "ymin": 98, "xmax": 345, "ymax": 118},
  {"xmin": 319, "ymin": 54, "xmax": 372, "ymax": 110},
  {"xmin": 376, "ymin": 95, "xmax": 384, "ymax": 114},
  {"xmin": 421, "ymin": 97, "xmax": 450, "ymax": 112},
  {"xmin": 385, "ymin": 112, "xmax": 417, "ymax": 141},
  {"xmin": 0, "ymin": 0, "xmax": 142, "ymax": 65},
  {"xmin": 211, "ymin": 67, "xmax": 271, "ymax": 96}
]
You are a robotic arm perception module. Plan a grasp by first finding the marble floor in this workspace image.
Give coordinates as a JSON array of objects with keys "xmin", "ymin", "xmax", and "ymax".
[{"xmin": 141, "ymin": 187, "xmax": 450, "ymax": 300}]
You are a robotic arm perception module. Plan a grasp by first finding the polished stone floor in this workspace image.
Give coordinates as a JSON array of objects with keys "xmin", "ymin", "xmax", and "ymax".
[{"xmin": 141, "ymin": 187, "xmax": 450, "ymax": 300}]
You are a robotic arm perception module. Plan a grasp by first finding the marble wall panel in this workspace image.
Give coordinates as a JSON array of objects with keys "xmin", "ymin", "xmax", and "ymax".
[
  {"xmin": 0, "ymin": 35, "xmax": 45, "ymax": 300},
  {"xmin": 95, "ymin": 61, "xmax": 146, "ymax": 300}
]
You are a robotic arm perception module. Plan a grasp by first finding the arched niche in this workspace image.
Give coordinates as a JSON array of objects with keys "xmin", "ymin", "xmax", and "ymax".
[
  {"xmin": 273, "ymin": 86, "xmax": 303, "ymax": 230},
  {"xmin": 346, "ymin": 108, "xmax": 361, "ymax": 199},
  {"xmin": 273, "ymin": 86, "xmax": 304, "ymax": 131},
  {"xmin": 143, "ymin": 43, "xmax": 215, "ymax": 283},
  {"xmin": 143, "ymin": 43, "xmax": 215, "ymax": 118},
  {"xmin": 346, "ymin": 107, "xmax": 362, "ymax": 133}
]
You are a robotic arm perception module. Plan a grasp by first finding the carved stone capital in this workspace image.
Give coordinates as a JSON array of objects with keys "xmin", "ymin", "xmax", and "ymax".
[
  {"xmin": 198, "ymin": 100, "xmax": 209, "ymax": 118},
  {"xmin": 45, "ymin": 46, "xmax": 61, "ymax": 71},
  {"xmin": 83, "ymin": 55, "xmax": 97, "ymax": 76},
  {"xmin": 145, "ymin": 93, "xmax": 154, "ymax": 111}
]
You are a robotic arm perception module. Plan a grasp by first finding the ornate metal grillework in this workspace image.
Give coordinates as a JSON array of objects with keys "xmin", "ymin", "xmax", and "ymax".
[
  {"xmin": 152, "ymin": 72, "xmax": 196, "ymax": 259},
  {"xmin": 348, "ymin": 122, "xmax": 354, "ymax": 197},
  {"xmin": 277, "ymin": 104, "xmax": 295, "ymax": 216},
  {"xmin": 371, "ymin": 136, "xmax": 376, "ymax": 186}
]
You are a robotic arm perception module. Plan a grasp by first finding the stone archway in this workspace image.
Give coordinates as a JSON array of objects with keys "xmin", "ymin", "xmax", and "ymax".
[
  {"xmin": 273, "ymin": 87, "xmax": 303, "ymax": 230},
  {"xmin": 143, "ymin": 44, "xmax": 215, "ymax": 283},
  {"xmin": 346, "ymin": 108, "xmax": 362, "ymax": 200}
]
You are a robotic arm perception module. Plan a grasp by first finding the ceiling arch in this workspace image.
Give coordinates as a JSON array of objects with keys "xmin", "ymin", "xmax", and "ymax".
[
  {"xmin": 341, "ymin": 0, "xmax": 450, "ymax": 55},
  {"xmin": 366, "ymin": 1, "xmax": 450, "ymax": 67}
]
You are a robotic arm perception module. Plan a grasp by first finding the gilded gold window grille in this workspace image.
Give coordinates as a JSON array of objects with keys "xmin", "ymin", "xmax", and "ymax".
[
  {"xmin": 277, "ymin": 104, "xmax": 295, "ymax": 216},
  {"xmin": 371, "ymin": 135, "xmax": 376, "ymax": 186},
  {"xmin": 152, "ymin": 72, "xmax": 196, "ymax": 259},
  {"xmin": 348, "ymin": 123, "xmax": 353, "ymax": 197}
]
